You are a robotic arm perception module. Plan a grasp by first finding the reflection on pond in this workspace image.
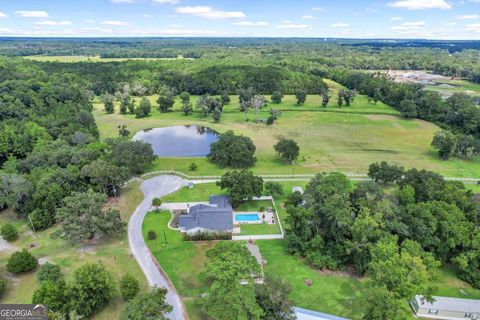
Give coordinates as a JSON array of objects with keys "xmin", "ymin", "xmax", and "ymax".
[{"xmin": 132, "ymin": 125, "xmax": 219, "ymax": 157}]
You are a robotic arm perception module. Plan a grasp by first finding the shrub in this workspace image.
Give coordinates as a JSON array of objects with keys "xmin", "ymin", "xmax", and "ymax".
[
  {"xmin": 120, "ymin": 274, "xmax": 140, "ymax": 301},
  {"xmin": 0, "ymin": 275, "xmax": 7, "ymax": 298},
  {"xmin": 148, "ymin": 230, "xmax": 157, "ymax": 240},
  {"xmin": 264, "ymin": 181, "xmax": 284, "ymax": 197},
  {"xmin": 37, "ymin": 262, "xmax": 62, "ymax": 283},
  {"xmin": 259, "ymin": 206, "xmax": 265, "ymax": 212},
  {"xmin": 189, "ymin": 163, "xmax": 198, "ymax": 171},
  {"xmin": 183, "ymin": 231, "xmax": 232, "ymax": 241},
  {"xmin": 1, "ymin": 223, "xmax": 18, "ymax": 242},
  {"xmin": 32, "ymin": 280, "xmax": 69, "ymax": 314},
  {"xmin": 7, "ymin": 249, "xmax": 38, "ymax": 273}
]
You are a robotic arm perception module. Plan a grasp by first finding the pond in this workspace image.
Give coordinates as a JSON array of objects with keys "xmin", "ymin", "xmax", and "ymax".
[{"xmin": 132, "ymin": 125, "xmax": 219, "ymax": 157}]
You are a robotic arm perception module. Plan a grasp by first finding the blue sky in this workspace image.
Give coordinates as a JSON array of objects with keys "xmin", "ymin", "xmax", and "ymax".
[{"xmin": 0, "ymin": 0, "xmax": 479, "ymax": 39}]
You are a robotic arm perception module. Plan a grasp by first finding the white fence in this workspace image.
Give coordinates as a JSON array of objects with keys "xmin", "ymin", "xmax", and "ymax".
[{"xmin": 233, "ymin": 234, "xmax": 284, "ymax": 241}]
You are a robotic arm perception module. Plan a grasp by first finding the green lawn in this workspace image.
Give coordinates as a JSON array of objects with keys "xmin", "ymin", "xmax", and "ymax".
[
  {"xmin": 93, "ymin": 80, "xmax": 480, "ymax": 178},
  {"xmin": 0, "ymin": 182, "xmax": 148, "ymax": 320},
  {"xmin": 142, "ymin": 211, "xmax": 213, "ymax": 319}
]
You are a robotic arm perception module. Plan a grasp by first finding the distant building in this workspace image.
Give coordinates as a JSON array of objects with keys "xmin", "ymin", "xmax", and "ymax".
[
  {"xmin": 178, "ymin": 195, "xmax": 233, "ymax": 235},
  {"xmin": 411, "ymin": 295, "xmax": 480, "ymax": 320},
  {"xmin": 293, "ymin": 307, "xmax": 349, "ymax": 320}
]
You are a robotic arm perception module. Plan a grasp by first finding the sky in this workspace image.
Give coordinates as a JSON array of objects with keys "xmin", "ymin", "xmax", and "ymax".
[{"xmin": 0, "ymin": 0, "xmax": 479, "ymax": 39}]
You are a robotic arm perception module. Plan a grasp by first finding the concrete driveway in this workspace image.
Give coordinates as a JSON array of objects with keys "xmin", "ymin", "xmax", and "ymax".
[{"xmin": 128, "ymin": 175, "xmax": 188, "ymax": 320}]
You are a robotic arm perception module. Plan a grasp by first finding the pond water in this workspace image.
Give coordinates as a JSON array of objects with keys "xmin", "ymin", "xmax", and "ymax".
[{"xmin": 132, "ymin": 125, "xmax": 219, "ymax": 157}]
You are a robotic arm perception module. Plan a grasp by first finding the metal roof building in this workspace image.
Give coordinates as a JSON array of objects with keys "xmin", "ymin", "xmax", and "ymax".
[
  {"xmin": 411, "ymin": 295, "xmax": 480, "ymax": 320},
  {"xmin": 293, "ymin": 307, "xmax": 349, "ymax": 320}
]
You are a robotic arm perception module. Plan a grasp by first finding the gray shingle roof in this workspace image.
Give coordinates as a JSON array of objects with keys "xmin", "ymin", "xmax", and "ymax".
[
  {"xmin": 179, "ymin": 195, "xmax": 233, "ymax": 232},
  {"xmin": 415, "ymin": 295, "xmax": 480, "ymax": 313}
]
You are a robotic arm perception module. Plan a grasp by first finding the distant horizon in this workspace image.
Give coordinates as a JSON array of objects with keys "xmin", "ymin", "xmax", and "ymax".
[{"xmin": 1, "ymin": 0, "xmax": 479, "ymax": 39}]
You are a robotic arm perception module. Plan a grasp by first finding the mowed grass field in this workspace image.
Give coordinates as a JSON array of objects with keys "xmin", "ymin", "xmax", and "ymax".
[
  {"xmin": 0, "ymin": 182, "xmax": 147, "ymax": 319},
  {"xmin": 147, "ymin": 182, "xmax": 480, "ymax": 320},
  {"xmin": 93, "ymin": 79, "xmax": 480, "ymax": 178}
]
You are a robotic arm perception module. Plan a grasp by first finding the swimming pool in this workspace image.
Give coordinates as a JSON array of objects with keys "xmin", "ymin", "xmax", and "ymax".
[{"xmin": 235, "ymin": 213, "xmax": 260, "ymax": 222}]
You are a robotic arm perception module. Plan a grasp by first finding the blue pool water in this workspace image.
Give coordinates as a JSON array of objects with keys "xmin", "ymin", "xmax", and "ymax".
[{"xmin": 235, "ymin": 213, "xmax": 260, "ymax": 222}]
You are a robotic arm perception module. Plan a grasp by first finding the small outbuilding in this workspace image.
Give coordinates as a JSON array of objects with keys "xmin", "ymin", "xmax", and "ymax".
[
  {"xmin": 293, "ymin": 307, "xmax": 349, "ymax": 320},
  {"xmin": 411, "ymin": 295, "xmax": 480, "ymax": 320},
  {"xmin": 292, "ymin": 186, "xmax": 304, "ymax": 195}
]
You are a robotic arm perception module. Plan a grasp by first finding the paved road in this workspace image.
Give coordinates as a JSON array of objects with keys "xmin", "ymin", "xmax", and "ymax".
[{"xmin": 128, "ymin": 175, "xmax": 188, "ymax": 320}]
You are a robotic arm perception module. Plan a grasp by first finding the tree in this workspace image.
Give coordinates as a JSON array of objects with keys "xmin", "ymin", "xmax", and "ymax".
[
  {"xmin": 238, "ymin": 87, "xmax": 255, "ymax": 105},
  {"xmin": 286, "ymin": 191, "xmax": 303, "ymax": 207},
  {"xmin": 0, "ymin": 276, "xmax": 6, "ymax": 298},
  {"xmin": 100, "ymin": 93, "xmax": 115, "ymax": 114},
  {"xmin": 212, "ymin": 107, "xmax": 222, "ymax": 123},
  {"xmin": 340, "ymin": 89, "xmax": 356, "ymax": 106},
  {"xmin": 120, "ymin": 274, "xmax": 140, "ymax": 301},
  {"xmin": 152, "ymin": 197, "xmax": 162, "ymax": 212},
  {"xmin": 120, "ymin": 287, "xmax": 172, "ymax": 320},
  {"xmin": 7, "ymin": 249, "xmax": 38, "ymax": 273},
  {"xmin": 431, "ymin": 130, "xmax": 456, "ymax": 160},
  {"xmin": 321, "ymin": 92, "xmax": 330, "ymax": 108},
  {"xmin": 1, "ymin": 223, "xmax": 18, "ymax": 242},
  {"xmin": 400, "ymin": 100, "xmax": 418, "ymax": 118},
  {"xmin": 118, "ymin": 125, "xmax": 130, "ymax": 137},
  {"xmin": 52, "ymin": 190, "xmax": 125, "ymax": 243},
  {"xmin": 368, "ymin": 161, "xmax": 404, "ymax": 184},
  {"xmin": 203, "ymin": 241, "xmax": 263, "ymax": 320},
  {"xmin": 70, "ymin": 263, "xmax": 116, "ymax": 318},
  {"xmin": 274, "ymin": 139, "xmax": 300, "ymax": 162},
  {"xmin": 337, "ymin": 93, "xmax": 344, "ymax": 107},
  {"xmin": 157, "ymin": 95, "xmax": 175, "ymax": 113},
  {"xmin": 267, "ymin": 108, "xmax": 282, "ymax": 125},
  {"xmin": 255, "ymin": 276, "xmax": 296, "ymax": 320},
  {"xmin": 367, "ymin": 236, "xmax": 439, "ymax": 301},
  {"xmin": 217, "ymin": 170, "xmax": 263, "ymax": 207},
  {"xmin": 81, "ymin": 159, "xmax": 128, "ymax": 196},
  {"xmin": 295, "ymin": 90, "xmax": 307, "ymax": 105},
  {"xmin": 128, "ymin": 98, "xmax": 136, "ymax": 114},
  {"xmin": 264, "ymin": 181, "xmax": 284, "ymax": 197},
  {"xmin": 208, "ymin": 131, "xmax": 257, "ymax": 168},
  {"xmin": 107, "ymin": 138, "xmax": 155, "ymax": 174},
  {"xmin": 271, "ymin": 91, "xmax": 284, "ymax": 104},
  {"xmin": 362, "ymin": 285, "xmax": 411, "ymax": 320},
  {"xmin": 179, "ymin": 91, "xmax": 190, "ymax": 104},
  {"xmin": 252, "ymin": 95, "xmax": 266, "ymax": 119},
  {"xmin": 135, "ymin": 97, "xmax": 151, "ymax": 118},
  {"xmin": 32, "ymin": 280, "xmax": 69, "ymax": 314},
  {"xmin": 37, "ymin": 262, "xmax": 62, "ymax": 283},
  {"xmin": 196, "ymin": 95, "xmax": 211, "ymax": 118},
  {"xmin": 221, "ymin": 92, "xmax": 231, "ymax": 105},
  {"xmin": 0, "ymin": 174, "xmax": 34, "ymax": 216}
]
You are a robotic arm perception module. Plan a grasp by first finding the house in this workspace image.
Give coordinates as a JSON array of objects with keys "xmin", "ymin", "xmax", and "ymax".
[
  {"xmin": 293, "ymin": 307, "xmax": 349, "ymax": 320},
  {"xmin": 178, "ymin": 195, "xmax": 233, "ymax": 235},
  {"xmin": 411, "ymin": 295, "xmax": 480, "ymax": 320}
]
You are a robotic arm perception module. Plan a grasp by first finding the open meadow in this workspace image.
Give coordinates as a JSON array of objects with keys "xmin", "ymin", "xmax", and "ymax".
[{"xmin": 93, "ymin": 80, "xmax": 480, "ymax": 178}]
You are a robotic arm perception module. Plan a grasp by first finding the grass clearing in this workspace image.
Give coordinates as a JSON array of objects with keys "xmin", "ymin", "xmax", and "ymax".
[
  {"xmin": 0, "ymin": 182, "xmax": 147, "ymax": 320},
  {"xmin": 93, "ymin": 80, "xmax": 480, "ymax": 178}
]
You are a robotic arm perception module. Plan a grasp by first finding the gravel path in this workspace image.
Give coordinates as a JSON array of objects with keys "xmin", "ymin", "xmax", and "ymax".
[{"xmin": 128, "ymin": 175, "xmax": 188, "ymax": 320}]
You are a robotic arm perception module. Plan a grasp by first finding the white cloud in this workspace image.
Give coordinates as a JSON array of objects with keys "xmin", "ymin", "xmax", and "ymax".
[
  {"xmin": 85, "ymin": 19, "xmax": 95, "ymax": 23},
  {"xmin": 311, "ymin": 7, "xmax": 325, "ymax": 12},
  {"xmin": 110, "ymin": 0, "xmax": 137, "ymax": 3},
  {"xmin": 466, "ymin": 23, "xmax": 480, "ymax": 32},
  {"xmin": 444, "ymin": 21, "xmax": 457, "ymax": 25},
  {"xmin": 388, "ymin": 0, "xmax": 452, "ymax": 10},
  {"xmin": 302, "ymin": 15, "xmax": 316, "ymax": 19},
  {"xmin": 15, "ymin": 11, "xmax": 49, "ymax": 18},
  {"xmin": 277, "ymin": 23, "xmax": 313, "ymax": 30},
  {"xmin": 153, "ymin": 0, "xmax": 179, "ymax": 4},
  {"xmin": 175, "ymin": 6, "xmax": 245, "ymax": 19},
  {"xmin": 403, "ymin": 21, "xmax": 426, "ymax": 26},
  {"xmin": 330, "ymin": 22, "xmax": 350, "ymax": 28},
  {"xmin": 0, "ymin": 12, "xmax": 7, "ymax": 18},
  {"xmin": 101, "ymin": 20, "xmax": 131, "ymax": 26},
  {"xmin": 390, "ymin": 16, "xmax": 403, "ymax": 20},
  {"xmin": 143, "ymin": 14, "xmax": 153, "ymax": 18},
  {"xmin": 233, "ymin": 21, "xmax": 268, "ymax": 26},
  {"xmin": 35, "ymin": 20, "xmax": 72, "ymax": 26},
  {"xmin": 458, "ymin": 14, "xmax": 479, "ymax": 19}
]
